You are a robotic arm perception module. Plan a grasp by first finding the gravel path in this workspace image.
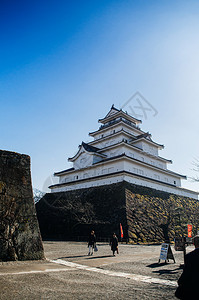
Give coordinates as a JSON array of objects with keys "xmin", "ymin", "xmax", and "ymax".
[{"xmin": 0, "ymin": 241, "xmax": 192, "ymax": 299}]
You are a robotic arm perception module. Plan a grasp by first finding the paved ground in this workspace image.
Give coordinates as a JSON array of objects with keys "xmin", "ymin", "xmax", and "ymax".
[{"xmin": 0, "ymin": 241, "xmax": 193, "ymax": 299}]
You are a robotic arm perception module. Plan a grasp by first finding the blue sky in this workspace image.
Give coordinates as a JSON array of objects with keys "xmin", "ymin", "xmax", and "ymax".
[{"xmin": 1, "ymin": 0, "xmax": 199, "ymax": 193}]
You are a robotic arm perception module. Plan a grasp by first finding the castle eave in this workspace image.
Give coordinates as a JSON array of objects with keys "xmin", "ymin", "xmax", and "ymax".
[
  {"xmin": 54, "ymin": 167, "xmax": 75, "ymax": 176},
  {"xmin": 98, "ymin": 109, "xmax": 142, "ymax": 125},
  {"xmin": 68, "ymin": 142, "xmax": 106, "ymax": 162},
  {"xmin": 93, "ymin": 153, "xmax": 187, "ymax": 179},
  {"xmin": 89, "ymin": 119, "xmax": 143, "ymax": 136},
  {"xmin": 49, "ymin": 171, "xmax": 188, "ymax": 191}
]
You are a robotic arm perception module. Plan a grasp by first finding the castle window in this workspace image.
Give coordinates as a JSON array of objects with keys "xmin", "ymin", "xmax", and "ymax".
[
  {"xmin": 133, "ymin": 168, "xmax": 138, "ymax": 174},
  {"xmin": 138, "ymin": 169, "xmax": 144, "ymax": 175},
  {"xmin": 108, "ymin": 167, "xmax": 114, "ymax": 173}
]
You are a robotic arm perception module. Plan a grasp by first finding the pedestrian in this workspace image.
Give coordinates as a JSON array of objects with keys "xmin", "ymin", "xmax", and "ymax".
[
  {"xmin": 88, "ymin": 230, "xmax": 96, "ymax": 256},
  {"xmin": 110, "ymin": 233, "xmax": 118, "ymax": 256},
  {"xmin": 175, "ymin": 235, "xmax": 199, "ymax": 299}
]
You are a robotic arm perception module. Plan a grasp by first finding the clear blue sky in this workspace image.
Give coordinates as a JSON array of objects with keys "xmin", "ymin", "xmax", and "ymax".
[{"xmin": 1, "ymin": 0, "xmax": 199, "ymax": 193}]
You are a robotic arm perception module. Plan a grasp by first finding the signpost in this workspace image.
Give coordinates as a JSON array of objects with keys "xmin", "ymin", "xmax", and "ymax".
[{"xmin": 158, "ymin": 243, "xmax": 175, "ymax": 264}]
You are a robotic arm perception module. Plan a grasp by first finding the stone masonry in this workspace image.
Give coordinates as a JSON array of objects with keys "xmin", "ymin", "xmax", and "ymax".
[
  {"xmin": 0, "ymin": 150, "xmax": 44, "ymax": 261},
  {"xmin": 36, "ymin": 181, "xmax": 199, "ymax": 243}
]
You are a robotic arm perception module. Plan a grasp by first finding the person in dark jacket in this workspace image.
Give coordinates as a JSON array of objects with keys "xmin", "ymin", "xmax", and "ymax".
[
  {"xmin": 88, "ymin": 230, "xmax": 96, "ymax": 255},
  {"xmin": 110, "ymin": 233, "xmax": 118, "ymax": 256},
  {"xmin": 175, "ymin": 235, "xmax": 199, "ymax": 299}
]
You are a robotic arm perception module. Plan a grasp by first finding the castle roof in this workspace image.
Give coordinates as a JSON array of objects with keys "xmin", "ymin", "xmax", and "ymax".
[
  {"xmin": 89, "ymin": 116, "xmax": 143, "ymax": 136},
  {"xmin": 98, "ymin": 105, "xmax": 142, "ymax": 125},
  {"xmin": 129, "ymin": 132, "xmax": 164, "ymax": 149},
  {"xmin": 68, "ymin": 142, "xmax": 106, "ymax": 162},
  {"xmin": 81, "ymin": 142, "xmax": 99, "ymax": 153},
  {"xmin": 54, "ymin": 167, "xmax": 74, "ymax": 176}
]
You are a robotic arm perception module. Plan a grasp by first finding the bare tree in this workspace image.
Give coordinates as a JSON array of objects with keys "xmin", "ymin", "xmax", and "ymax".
[{"xmin": 33, "ymin": 188, "xmax": 45, "ymax": 204}]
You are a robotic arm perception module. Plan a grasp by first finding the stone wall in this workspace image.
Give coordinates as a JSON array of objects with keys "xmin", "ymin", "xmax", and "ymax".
[
  {"xmin": 0, "ymin": 150, "xmax": 44, "ymax": 261},
  {"xmin": 125, "ymin": 182, "xmax": 199, "ymax": 243},
  {"xmin": 36, "ymin": 182, "xmax": 127, "ymax": 240},
  {"xmin": 36, "ymin": 181, "xmax": 199, "ymax": 243}
]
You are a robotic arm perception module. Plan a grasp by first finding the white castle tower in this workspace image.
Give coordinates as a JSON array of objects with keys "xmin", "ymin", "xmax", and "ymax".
[{"xmin": 49, "ymin": 105, "xmax": 198, "ymax": 199}]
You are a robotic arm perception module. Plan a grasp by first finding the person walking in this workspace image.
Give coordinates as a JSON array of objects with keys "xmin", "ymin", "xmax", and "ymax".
[
  {"xmin": 88, "ymin": 230, "xmax": 96, "ymax": 256},
  {"xmin": 110, "ymin": 233, "xmax": 118, "ymax": 256},
  {"xmin": 175, "ymin": 235, "xmax": 199, "ymax": 299}
]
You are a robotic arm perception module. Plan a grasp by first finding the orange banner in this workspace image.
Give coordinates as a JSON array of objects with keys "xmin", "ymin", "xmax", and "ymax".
[
  {"xmin": 120, "ymin": 223, "xmax": 123, "ymax": 238},
  {"xmin": 187, "ymin": 224, "xmax": 192, "ymax": 238}
]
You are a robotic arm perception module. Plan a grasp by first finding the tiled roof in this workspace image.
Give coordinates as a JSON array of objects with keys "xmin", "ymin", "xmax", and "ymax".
[
  {"xmin": 82, "ymin": 142, "xmax": 100, "ymax": 153},
  {"xmin": 129, "ymin": 132, "xmax": 164, "ymax": 148},
  {"xmin": 54, "ymin": 167, "xmax": 75, "ymax": 176},
  {"xmin": 136, "ymin": 132, "xmax": 151, "ymax": 140}
]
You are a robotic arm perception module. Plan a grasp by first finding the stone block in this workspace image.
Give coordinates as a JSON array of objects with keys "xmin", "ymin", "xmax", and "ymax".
[{"xmin": 0, "ymin": 150, "xmax": 44, "ymax": 261}]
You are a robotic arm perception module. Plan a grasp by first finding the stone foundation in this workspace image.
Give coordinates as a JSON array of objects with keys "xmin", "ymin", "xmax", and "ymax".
[
  {"xmin": 36, "ymin": 181, "xmax": 199, "ymax": 243},
  {"xmin": 0, "ymin": 150, "xmax": 44, "ymax": 261}
]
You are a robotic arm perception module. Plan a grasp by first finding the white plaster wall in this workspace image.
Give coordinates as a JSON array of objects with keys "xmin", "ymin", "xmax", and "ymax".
[
  {"xmin": 123, "ymin": 175, "xmax": 197, "ymax": 199},
  {"xmin": 73, "ymin": 152, "xmax": 93, "ymax": 170},
  {"xmin": 99, "ymin": 143, "xmax": 167, "ymax": 170},
  {"xmin": 59, "ymin": 156, "xmax": 180, "ymax": 189},
  {"xmin": 131, "ymin": 140, "xmax": 143, "ymax": 150},
  {"xmin": 59, "ymin": 160, "xmax": 124, "ymax": 184},
  {"xmin": 53, "ymin": 174, "xmax": 126, "ymax": 192},
  {"xmin": 52, "ymin": 174, "xmax": 198, "ymax": 200},
  {"xmin": 142, "ymin": 142, "xmax": 159, "ymax": 156},
  {"xmin": 101, "ymin": 144, "xmax": 126, "ymax": 158},
  {"xmin": 93, "ymin": 124, "xmax": 122, "ymax": 140},
  {"xmin": 93, "ymin": 132, "xmax": 129, "ymax": 149},
  {"xmin": 123, "ymin": 145, "xmax": 166, "ymax": 169},
  {"xmin": 123, "ymin": 159, "xmax": 181, "ymax": 187}
]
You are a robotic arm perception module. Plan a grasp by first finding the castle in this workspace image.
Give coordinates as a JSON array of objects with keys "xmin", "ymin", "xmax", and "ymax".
[{"xmin": 49, "ymin": 105, "xmax": 198, "ymax": 200}]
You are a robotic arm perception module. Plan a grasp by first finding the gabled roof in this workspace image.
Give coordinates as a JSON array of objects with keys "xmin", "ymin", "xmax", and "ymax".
[
  {"xmin": 98, "ymin": 105, "xmax": 142, "ymax": 125},
  {"xmin": 103, "ymin": 105, "xmax": 120, "ymax": 119},
  {"xmin": 81, "ymin": 142, "xmax": 99, "ymax": 153},
  {"xmin": 68, "ymin": 142, "xmax": 106, "ymax": 162},
  {"xmin": 130, "ymin": 132, "xmax": 164, "ymax": 149}
]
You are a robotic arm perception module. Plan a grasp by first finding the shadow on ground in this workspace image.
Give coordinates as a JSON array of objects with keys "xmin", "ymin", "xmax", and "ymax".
[{"xmin": 58, "ymin": 255, "xmax": 114, "ymax": 260}]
